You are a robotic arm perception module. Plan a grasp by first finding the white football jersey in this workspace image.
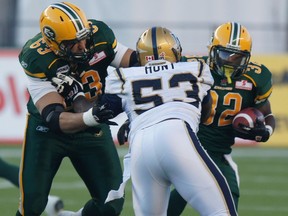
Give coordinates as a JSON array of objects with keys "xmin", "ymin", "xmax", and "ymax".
[
  {"xmin": 105, "ymin": 60, "xmax": 214, "ymax": 134},
  {"xmin": 104, "ymin": 61, "xmax": 237, "ymax": 216}
]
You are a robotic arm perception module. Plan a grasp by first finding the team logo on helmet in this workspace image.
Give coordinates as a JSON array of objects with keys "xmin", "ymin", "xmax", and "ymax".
[
  {"xmin": 159, "ymin": 52, "xmax": 166, "ymax": 59},
  {"xmin": 43, "ymin": 26, "xmax": 56, "ymax": 41}
]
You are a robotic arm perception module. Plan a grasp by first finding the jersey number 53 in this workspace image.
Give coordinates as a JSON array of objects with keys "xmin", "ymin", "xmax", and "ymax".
[{"xmin": 131, "ymin": 73, "xmax": 201, "ymax": 115}]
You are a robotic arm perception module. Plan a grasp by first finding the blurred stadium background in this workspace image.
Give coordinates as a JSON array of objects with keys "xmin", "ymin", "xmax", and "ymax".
[{"xmin": 0, "ymin": 0, "xmax": 288, "ymax": 215}]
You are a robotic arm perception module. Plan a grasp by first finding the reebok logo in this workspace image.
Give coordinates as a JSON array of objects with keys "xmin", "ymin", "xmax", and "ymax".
[{"xmin": 36, "ymin": 125, "xmax": 49, "ymax": 133}]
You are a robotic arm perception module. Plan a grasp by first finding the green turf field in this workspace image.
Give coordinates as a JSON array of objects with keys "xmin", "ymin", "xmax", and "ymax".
[{"xmin": 1, "ymin": 145, "xmax": 288, "ymax": 216}]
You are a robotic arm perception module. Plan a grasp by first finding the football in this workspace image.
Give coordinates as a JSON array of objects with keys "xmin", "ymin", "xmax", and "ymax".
[{"xmin": 232, "ymin": 107, "xmax": 265, "ymax": 132}]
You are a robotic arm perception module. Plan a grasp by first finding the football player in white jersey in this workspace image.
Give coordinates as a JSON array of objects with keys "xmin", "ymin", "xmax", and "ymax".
[
  {"xmin": 102, "ymin": 27, "xmax": 238, "ymax": 216},
  {"xmin": 56, "ymin": 27, "xmax": 237, "ymax": 216}
]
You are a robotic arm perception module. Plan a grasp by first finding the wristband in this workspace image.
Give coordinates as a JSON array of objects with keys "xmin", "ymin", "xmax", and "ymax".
[
  {"xmin": 83, "ymin": 108, "xmax": 99, "ymax": 126},
  {"xmin": 265, "ymin": 125, "xmax": 273, "ymax": 136}
]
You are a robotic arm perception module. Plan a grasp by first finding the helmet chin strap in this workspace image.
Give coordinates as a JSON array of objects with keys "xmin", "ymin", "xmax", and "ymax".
[{"xmin": 222, "ymin": 66, "xmax": 234, "ymax": 84}]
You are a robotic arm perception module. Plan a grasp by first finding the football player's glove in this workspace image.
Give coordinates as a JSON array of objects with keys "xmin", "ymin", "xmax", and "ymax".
[
  {"xmin": 52, "ymin": 74, "xmax": 84, "ymax": 103},
  {"xmin": 83, "ymin": 103, "xmax": 117, "ymax": 126},
  {"xmin": 234, "ymin": 118, "xmax": 270, "ymax": 142},
  {"xmin": 92, "ymin": 103, "xmax": 117, "ymax": 126},
  {"xmin": 117, "ymin": 119, "xmax": 130, "ymax": 145}
]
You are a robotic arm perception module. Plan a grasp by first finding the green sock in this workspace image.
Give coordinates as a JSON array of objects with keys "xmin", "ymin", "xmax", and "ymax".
[{"xmin": 0, "ymin": 158, "xmax": 19, "ymax": 187}]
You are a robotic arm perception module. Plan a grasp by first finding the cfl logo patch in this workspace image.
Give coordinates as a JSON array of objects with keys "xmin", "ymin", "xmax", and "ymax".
[{"xmin": 36, "ymin": 125, "xmax": 49, "ymax": 133}]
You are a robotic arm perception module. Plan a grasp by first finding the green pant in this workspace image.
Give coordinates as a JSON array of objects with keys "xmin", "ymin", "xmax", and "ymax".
[
  {"xmin": 167, "ymin": 150, "xmax": 239, "ymax": 215},
  {"xmin": 16, "ymin": 114, "xmax": 123, "ymax": 216}
]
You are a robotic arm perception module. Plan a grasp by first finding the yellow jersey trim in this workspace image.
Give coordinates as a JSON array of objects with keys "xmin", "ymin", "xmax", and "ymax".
[{"xmin": 24, "ymin": 69, "xmax": 46, "ymax": 79}]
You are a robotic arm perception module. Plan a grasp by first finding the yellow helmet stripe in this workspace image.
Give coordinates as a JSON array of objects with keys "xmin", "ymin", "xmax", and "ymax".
[
  {"xmin": 51, "ymin": 2, "xmax": 85, "ymax": 32},
  {"xmin": 229, "ymin": 22, "xmax": 241, "ymax": 47}
]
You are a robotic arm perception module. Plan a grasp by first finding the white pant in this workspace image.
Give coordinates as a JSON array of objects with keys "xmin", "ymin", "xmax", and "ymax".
[{"xmin": 130, "ymin": 119, "xmax": 237, "ymax": 216}]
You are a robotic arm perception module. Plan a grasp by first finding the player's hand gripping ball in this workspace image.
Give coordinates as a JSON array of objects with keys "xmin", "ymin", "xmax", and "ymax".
[
  {"xmin": 232, "ymin": 107, "xmax": 264, "ymax": 131},
  {"xmin": 232, "ymin": 107, "xmax": 269, "ymax": 142}
]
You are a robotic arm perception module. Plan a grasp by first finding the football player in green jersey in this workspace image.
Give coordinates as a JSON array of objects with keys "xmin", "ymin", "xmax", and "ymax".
[
  {"xmin": 167, "ymin": 22, "xmax": 276, "ymax": 215},
  {"xmin": 17, "ymin": 2, "xmax": 138, "ymax": 216}
]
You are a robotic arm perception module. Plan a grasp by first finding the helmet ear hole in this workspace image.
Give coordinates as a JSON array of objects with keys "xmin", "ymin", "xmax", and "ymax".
[{"xmin": 171, "ymin": 48, "xmax": 180, "ymax": 62}]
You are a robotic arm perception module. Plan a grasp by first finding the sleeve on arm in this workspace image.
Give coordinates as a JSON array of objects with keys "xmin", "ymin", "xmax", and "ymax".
[
  {"xmin": 27, "ymin": 76, "xmax": 57, "ymax": 104},
  {"xmin": 110, "ymin": 42, "xmax": 129, "ymax": 68}
]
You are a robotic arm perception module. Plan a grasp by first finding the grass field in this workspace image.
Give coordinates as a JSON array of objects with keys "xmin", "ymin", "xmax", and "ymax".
[{"xmin": 1, "ymin": 145, "xmax": 288, "ymax": 216}]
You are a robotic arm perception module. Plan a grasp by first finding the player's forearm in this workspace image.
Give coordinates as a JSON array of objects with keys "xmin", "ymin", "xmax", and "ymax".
[
  {"xmin": 59, "ymin": 103, "xmax": 114, "ymax": 133},
  {"xmin": 258, "ymin": 100, "xmax": 276, "ymax": 135},
  {"xmin": 264, "ymin": 114, "xmax": 276, "ymax": 136},
  {"xmin": 201, "ymin": 92, "xmax": 212, "ymax": 123},
  {"xmin": 59, "ymin": 112, "xmax": 89, "ymax": 133}
]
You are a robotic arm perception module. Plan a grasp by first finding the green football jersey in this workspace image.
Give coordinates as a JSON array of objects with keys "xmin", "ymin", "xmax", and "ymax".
[
  {"xmin": 19, "ymin": 19, "xmax": 117, "ymax": 121},
  {"xmin": 182, "ymin": 55, "xmax": 273, "ymax": 153}
]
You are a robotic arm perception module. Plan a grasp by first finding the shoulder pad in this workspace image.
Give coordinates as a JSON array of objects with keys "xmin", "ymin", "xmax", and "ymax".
[
  {"xmin": 244, "ymin": 62, "xmax": 273, "ymax": 103},
  {"xmin": 19, "ymin": 34, "xmax": 62, "ymax": 80},
  {"xmin": 89, "ymin": 19, "xmax": 115, "ymax": 45},
  {"xmin": 244, "ymin": 62, "xmax": 272, "ymax": 85}
]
